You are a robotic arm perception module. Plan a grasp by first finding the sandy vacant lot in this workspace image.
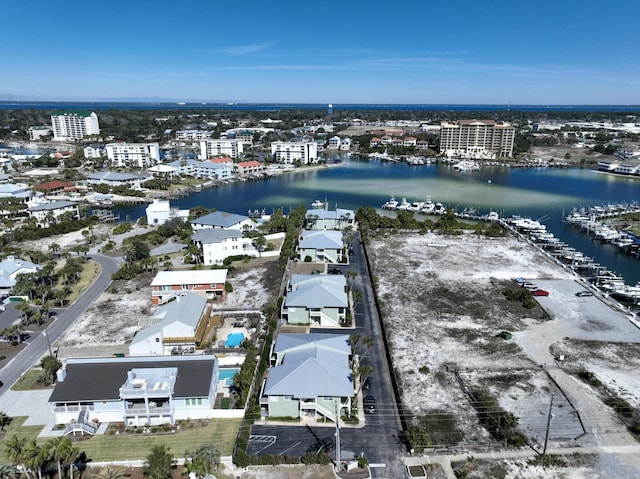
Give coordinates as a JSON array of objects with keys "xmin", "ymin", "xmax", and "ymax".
[{"xmin": 368, "ymin": 231, "xmax": 640, "ymax": 478}]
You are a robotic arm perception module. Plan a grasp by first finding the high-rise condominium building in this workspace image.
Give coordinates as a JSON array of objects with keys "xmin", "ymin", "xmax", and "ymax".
[
  {"xmin": 439, "ymin": 120, "xmax": 515, "ymax": 159},
  {"xmin": 51, "ymin": 110, "xmax": 100, "ymax": 141}
]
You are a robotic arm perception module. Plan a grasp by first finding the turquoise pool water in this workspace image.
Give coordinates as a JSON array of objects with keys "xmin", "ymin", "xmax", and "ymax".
[{"xmin": 218, "ymin": 368, "xmax": 240, "ymax": 386}]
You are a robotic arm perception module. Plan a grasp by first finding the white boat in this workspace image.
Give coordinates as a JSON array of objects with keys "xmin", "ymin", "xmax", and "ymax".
[
  {"xmin": 382, "ymin": 195, "xmax": 399, "ymax": 210},
  {"xmin": 310, "ymin": 199, "xmax": 325, "ymax": 209},
  {"xmin": 397, "ymin": 197, "xmax": 411, "ymax": 210},
  {"xmin": 407, "ymin": 201, "xmax": 425, "ymax": 212},
  {"xmin": 433, "ymin": 202, "xmax": 446, "ymax": 215},
  {"xmin": 421, "ymin": 197, "xmax": 436, "ymax": 214},
  {"xmin": 510, "ymin": 217, "xmax": 547, "ymax": 231},
  {"xmin": 486, "ymin": 211, "xmax": 500, "ymax": 221},
  {"xmin": 452, "ymin": 160, "xmax": 480, "ymax": 171}
]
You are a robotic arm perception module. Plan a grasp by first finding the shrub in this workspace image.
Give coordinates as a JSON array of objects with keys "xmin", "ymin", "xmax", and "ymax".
[{"xmin": 225, "ymin": 281, "xmax": 233, "ymax": 293}]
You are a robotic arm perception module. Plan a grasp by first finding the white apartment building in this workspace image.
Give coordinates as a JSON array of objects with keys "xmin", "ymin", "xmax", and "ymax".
[
  {"xmin": 28, "ymin": 126, "xmax": 52, "ymax": 140},
  {"xmin": 271, "ymin": 141, "xmax": 318, "ymax": 164},
  {"xmin": 175, "ymin": 130, "xmax": 212, "ymax": 141},
  {"xmin": 440, "ymin": 120, "xmax": 515, "ymax": 159},
  {"xmin": 51, "ymin": 110, "xmax": 100, "ymax": 141},
  {"xmin": 199, "ymin": 139, "xmax": 244, "ymax": 159},
  {"xmin": 106, "ymin": 142, "xmax": 161, "ymax": 168}
]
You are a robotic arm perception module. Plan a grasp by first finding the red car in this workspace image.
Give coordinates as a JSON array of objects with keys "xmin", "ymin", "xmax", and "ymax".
[{"xmin": 532, "ymin": 289, "xmax": 549, "ymax": 297}]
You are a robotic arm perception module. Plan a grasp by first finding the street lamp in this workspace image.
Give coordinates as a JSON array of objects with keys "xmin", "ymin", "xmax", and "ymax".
[{"xmin": 43, "ymin": 328, "xmax": 53, "ymax": 357}]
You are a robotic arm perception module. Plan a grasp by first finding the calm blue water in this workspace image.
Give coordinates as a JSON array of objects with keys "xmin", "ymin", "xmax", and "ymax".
[{"xmin": 114, "ymin": 158, "xmax": 640, "ymax": 284}]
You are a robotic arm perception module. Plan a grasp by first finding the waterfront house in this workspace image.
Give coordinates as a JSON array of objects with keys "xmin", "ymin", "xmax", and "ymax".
[
  {"xmin": 282, "ymin": 274, "xmax": 349, "ymax": 326},
  {"xmin": 87, "ymin": 171, "xmax": 151, "ymax": 189},
  {"xmin": 145, "ymin": 199, "xmax": 189, "ymax": 226},
  {"xmin": 32, "ymin": 180, "xmax": 77, "ymax": 197},
  {"xmin": 147, "ymin": 163, "xmax": 179, "ymax": 178},
  {"xmin": 190, "ymin": 211, "xmax": 254, "ymax": 232},
  {"xmin": 297, "ymin": 230, "xmax": 345, "ymax": 264},
  {"xmin": 150, "ymin": 269, "xmax": 227, "ymax": 305},
  {"xmin": 27, "ymin": 200, "xmax": 80, "ymax": 227},
  {"xmin": 261, "ymin": 333, "xmax": 353, "ymax": 422},
  {"xmin": 328, "ymin": 136, "xmax": 341, "ymax": 149},
  {"xmin": 129, "ymin": 293, "xmax": 211, "ymax": 356},
  {"xmin": 48, "ymin": 354, "xmax": 219, "ymax": 428},
  {"xmin": 305, "ymin": 207, "xmax": 355, "ymax": 231},
  {"xmin": 235, "ymin": 160, "xmax": 264, "ymax": 176},
  {"xmin": 0, "ymin": 256, "xmax": 41, "ymax": 297}
]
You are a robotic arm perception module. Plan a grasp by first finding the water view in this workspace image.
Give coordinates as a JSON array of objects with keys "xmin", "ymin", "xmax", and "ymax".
[{"xmin": 113, "ymin": 157, "xmax": 640, "ymax": 284}]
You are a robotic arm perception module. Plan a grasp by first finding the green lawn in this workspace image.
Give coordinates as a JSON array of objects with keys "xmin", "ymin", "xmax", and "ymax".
[
  {"xmin": 66, "ymin": 260, "xmax": 101, "ymax": 304},
  {"xmin": 79, "ymin": 418, "xmax": 242, "ymax": 461},
  {"xmin": 0, "ymin": 417, "xmax": 241, "ymax": 463},
  {"xmin": 10, "ymin": 370, "xmax": 52, "ymax": 391}
]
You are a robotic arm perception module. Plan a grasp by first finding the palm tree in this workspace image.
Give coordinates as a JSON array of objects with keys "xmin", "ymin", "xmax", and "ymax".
[
  {"xmin": 46, "ymin": 437, "xmax": 78, "ymax": 479},
  {"xmin": 22, "ymin": 439, "xmax": 45, "ymax": 479},
  {"xmin": 92, "ymin": 466, "xmax": 128, "ymax": 479},
  {"xmin": 184, "ymin": 444, "xmax": 220, "ymax": 478},
  {"xmin": 0, "ymin": 464, "xmax": 16, "ymax": 479},
  {"xmin": 0, "ymin": 411, "xmax": 10, "ymax": 432},
  {"xmin": 4, "ymin": 436, "xmax": 31, "ymax": 479},
  {"xmin": 48, "ymin": 243, "xmax": 61, "ymax": 258}
]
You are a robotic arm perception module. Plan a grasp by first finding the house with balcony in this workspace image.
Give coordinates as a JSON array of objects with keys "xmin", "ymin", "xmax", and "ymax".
[
  {"xmin": 150, "ymin": 269, "xmax": 227, "ymax": 305},
  {"xmin": 27, "ymin": 200, "xmax": 80, "ymax": 227},
  {"xmin": 297, "ymin": 230, "xmax": 345, "ymax": 264},
  {"xmin": 129, "ymin": 293, "xmax": 211, "ymax": 356},
  {"xmin": 145, "ymin": 199, "xmax": 189, "ymax": 226},
  {"xmin": 261, "ymin": 333, "xmax": 353, "ymax": 423},
  {"xmin": 305, "ymin": 207, "xmax": 355, "ymax": 231},
  {"xmin": 282, "ymin": 274, "xmax": 349, "ymax": 327},
  {"xmin": 191, "ymin": 228, "xmax": 258, "ymax": 266},
  {"xmin": 48, "ymin": 355, "xmax": 219, "ymax": 429}
]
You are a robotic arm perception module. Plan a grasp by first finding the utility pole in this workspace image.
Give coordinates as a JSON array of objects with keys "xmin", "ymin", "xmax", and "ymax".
[
  {"xmin": 43, "ymin": 328, "xmax": 53, "ymax": 357},
  {"xmin": 335, "ymin": 402, "xmax": 341, "ymax": 472},
  {"xmin": 543, "ymin": 394, "xmax": 554, "ymax": 455}
]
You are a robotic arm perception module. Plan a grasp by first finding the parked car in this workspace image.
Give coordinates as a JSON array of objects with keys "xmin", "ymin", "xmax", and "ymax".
[
  {"xmin": 532, "ymin": 289, "xmax": 549, "ymax": 297},
  {"xmin": 364, "ymin": 395, "xmax": 376, "ymax": 414},
  {"xmin": 575, "ymin": 290, "xmax": 593, "ymax": 297},
  {"xmin": 362, "ymin": 377, "xmax": 372, "ymax": 391},
  {"xmin": 306, "ymin": 436, "xmax": 335, "ymax": 455}
]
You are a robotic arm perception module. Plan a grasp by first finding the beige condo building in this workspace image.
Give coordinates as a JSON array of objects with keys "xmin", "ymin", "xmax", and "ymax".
[{"xmin": 439, "ymin": 120, "xmax": 515, "ymax": 159}]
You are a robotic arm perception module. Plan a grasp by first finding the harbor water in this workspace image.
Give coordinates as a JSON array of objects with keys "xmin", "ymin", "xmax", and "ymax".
[{"xmin": 113, "ymin": 157, "xmax": 640, "ymax": 284}]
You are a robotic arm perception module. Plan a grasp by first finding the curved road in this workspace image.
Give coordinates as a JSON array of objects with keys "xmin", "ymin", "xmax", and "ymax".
[{"xmin": 0, "ymin": 254, "xmax": 120, "ymax": 392}]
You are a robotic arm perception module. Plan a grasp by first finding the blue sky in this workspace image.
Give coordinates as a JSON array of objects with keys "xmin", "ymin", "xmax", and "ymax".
[{"xmin": 2, "ymin": 0, "xmax": 639, "ymax": 104}]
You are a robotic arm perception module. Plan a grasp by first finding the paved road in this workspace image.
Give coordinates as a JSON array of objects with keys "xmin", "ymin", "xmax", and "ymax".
[{"xmin": 0, "ymin": 254, "xmax": 120, "ymax": 391}]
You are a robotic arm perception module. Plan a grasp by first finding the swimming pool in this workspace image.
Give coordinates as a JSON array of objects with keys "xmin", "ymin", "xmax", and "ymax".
[{"xmin": 218, "ymin": 368, "xmax": 240, "ymax": 387}]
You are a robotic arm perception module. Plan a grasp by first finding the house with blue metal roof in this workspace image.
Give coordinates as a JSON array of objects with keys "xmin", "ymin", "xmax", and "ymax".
[
  {"xmin": 129, "ymin": 293, "xmax": 210, "ymax": 356},
  {"xmin": 305, "ymin": 206, "xmax": 355, "ymax": 230},
  {"xmin": 190, "ymin": 210, "xmax": 255, "ymax": 232},
  {"xmin": 0, "ymin": 256, "xmax": 41, "ymax": 296},
  {"xmin": 282, "ymin": 274, "xmax": 349, "ymax": 327},
  {"xmin": 261, "ymin": 333, "xmax": 353, "ymax": 423},
  {"xmin": 297, "ymin": 229, "xmax": 346, "ymax": 263}
]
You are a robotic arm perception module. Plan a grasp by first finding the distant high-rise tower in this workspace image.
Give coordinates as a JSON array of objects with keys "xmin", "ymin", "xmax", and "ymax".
[
  {"xmin": 327, "ymin": 104, "xmax": 333, "ymax": 115},
  {"xmin": 51, "ymin": 110, "xmax": 100, "ymax": 141}
]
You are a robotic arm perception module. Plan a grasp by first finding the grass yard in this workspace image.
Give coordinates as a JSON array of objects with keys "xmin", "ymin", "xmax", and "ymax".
[
  {"xmin": 65, "ymin": 260, "xmax": 101, "ymax": 304},
  {"xmin": 11, "ymin": 369, "xmax": 52, "ymax": 391},
  {"xmin": 80, "ymin": 418, "xmax": 242, "ymax": 461},
  {"xmin": 0, "ymin": 417, "xmax": 241, "ymax": 463}
]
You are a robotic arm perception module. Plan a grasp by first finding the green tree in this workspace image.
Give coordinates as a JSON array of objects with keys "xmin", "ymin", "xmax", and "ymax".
[
  {"xmin": 46, "ymin": 437, "xmax": 78, "ymax": 479},
  {"xmin": 143, "ymin": 444, "xmax": 174, "ymax": 479},
  {"xmin": 0, "ymin": 463, "xmax": 17, "ymax": 479},
  {"xmin": 40, "ymin": 355, "xmax": 62, "ymax": 385},
  {"xmin": 184, "ymin": 444, "xmax": 220, "ymax": 477},
  {"xmin": 0, "ymin": 411, "xmax": 10, "ymax": 432},
  {"xmin": 4, "ymin": 436, "xmax": 29, "ymax": 479}
]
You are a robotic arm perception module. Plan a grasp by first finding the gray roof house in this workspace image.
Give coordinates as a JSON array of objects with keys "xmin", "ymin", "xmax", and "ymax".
[
  {"xmin": 282, "ymin": 274, "xmax": 349, "ymax": 327},
  {"xmin": 27, "ymin": 200, "xmax": 80, "ymax": 227},
  {"xmin": 261, "ymin": 333, "xmax": 353, "ymax": 423},
  {"xmin": 191, "ymin": 228, "xmax": 258, "ymax": 266},
  {"xmin": 129, "ymin": 293, "xmax": 210, "ymax": 356},
  {"xmin": 305, "ymin": 207, "xmax": 355, "ymax": 231},
  {"xmin": 87, "ymin": 171, "xmax": 151, "ymax": 187},
  {"xmin": 0, "ymin": 256, "xmax": 41, "ymax": 295},
  {"xmin": 297, "ymin": 229, "xmax": 346, "ymax": 264},
  {"xmin": 190, "ymin": 211, "xmax": 254, "ymax": 232},
  {"xmin": 49, "ymin": 355, "xmax": 219, "ymax": 430}
]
